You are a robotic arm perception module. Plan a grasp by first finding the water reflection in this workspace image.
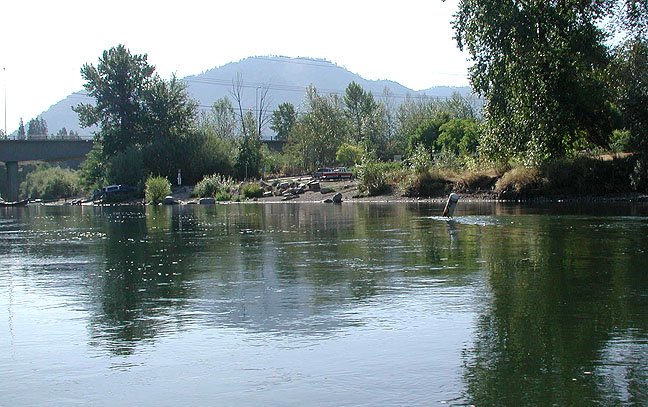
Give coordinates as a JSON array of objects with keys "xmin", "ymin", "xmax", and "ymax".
[
  {"xmin": 462, "ymin": 214, "xmax": 648, "ymax": 406},
  {"xmin": 1, "ymin": 202, "xmax": 647, "ymax": 405}
]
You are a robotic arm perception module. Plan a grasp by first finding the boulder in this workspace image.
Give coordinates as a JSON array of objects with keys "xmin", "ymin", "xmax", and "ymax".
[
  {"xmin": 199, "ymin": 197, "xmax": 216, "ymax": 205},
  {"xmin": 332, "ymin": 192, "xmax": 343, "ymax": 203},
  {"xmin": 262, "ymin": 191, "xmax": 273, "ymax": 198}
]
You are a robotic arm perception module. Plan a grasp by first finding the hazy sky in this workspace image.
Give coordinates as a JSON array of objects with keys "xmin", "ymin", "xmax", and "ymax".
[{"xmin": 1, "ymin": 0, "xmax": 470, "ymax": 134}]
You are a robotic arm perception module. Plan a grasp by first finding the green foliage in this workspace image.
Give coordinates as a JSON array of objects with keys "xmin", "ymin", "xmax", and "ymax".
[
  {"xmin": 400, "ymin": 168, "xmax": 451, "ymax": 198},
  {"xmin": 270, "ymin": 102, "xmax": 296, "ymax": 141},
  {"xmin": 407, "ymin": 143, "xmax": 433, "ymax": 174},
  {"xmin": 630, "ymin": 158, "xmax": 648, "ymax": 192},
  {"xmin": 343, "ymin": 82, "xmax": 389, "ymax": 157},
  {"xmin": 75, "ymin": 45, "xmax": 157, "ymax": 157},
  {"xmin": 356, "ymin": 156, "xmax": 394, "ymax": 196},
  {"xmin": 144, "ymin": 176, "xmax": 171, "ymax": 204},
  {"xmin": 241, "ymin": 182, "xmax": 263, "ymax": 199},
  {"xmin": 17, "ymin": 118, "xmax": 26, "ymax": 140},
  {"xmin": 20, "ymin": 166, "xmax": 81, "ymax": 200},
  {"xmin": 193, "ymin": 173, "xmax": 235, "ymax": 198},
  {"xmin": 609, "ymin": 129, "xmax": 632, "ymax": 153},
  {"xmin": 79, "ymin": 141, "xmax": 108, "ymax": 191},
  {"xmin": 235, "ymin": 128, "xmax": 263, "ymax": 179},
  {"xmin": 611, "ymin": 38, "xmax": 648, "ymax": 156},
  {"xmin": 106, "ymin": 146, "xmax": 146, "ymax": 187},
  {"xmin": 542, "ymin": 157, "xmax": 633, "ymax": 195},
  {"xmin": 75, "ymin": 45, "xmax": 200, "ymax": 186},
  {"xmin": 437, "ymin": 118, "xmax": 481, "ymax": 157},
  {"xmin": 454, "ymin": 1, "xmax": 616, "ymax": 165},
  {"xmin": 407, "ymin": 113, "xmax": 450, "ymax": 154},
  {"xmin": 336, "ymin": 142, "xmax": 363, "ymax": 166},
  {"xmin": 27, "ymin": 117, "xmax": 48, "ymax": 138},
  {"xmin": 287, "ymin": 87, "xmax": 348, "ymax": 172}
]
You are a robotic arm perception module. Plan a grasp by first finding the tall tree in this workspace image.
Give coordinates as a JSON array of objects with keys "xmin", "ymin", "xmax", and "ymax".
[
  {"xmin": 270, "ymin": 102, "xmax": 296, "ymax": 141},
  {"xmin": 453, "ymin": 0, "xmax": 615, "ymax": 164},
  {"xmin": 611, "ymin": 37, "xmax": 648, "ymax": 156},
  {"xmin": 74, "ymin": 44, "xmax": 156, "ymax": 157},
  {"xmin": 17, "ymin": 118, "xmax": 26, "ymax": 140},
  {"xmin": 27, "ymin": 117, "xmax": 48, "ymax": 138},
  {"xmin": 75, "ymin": 45, "xmax": 199, "ymax": 184},
  {"xmin": 288, "ymin": 87, "xmax": 348, "ymax": 171}
]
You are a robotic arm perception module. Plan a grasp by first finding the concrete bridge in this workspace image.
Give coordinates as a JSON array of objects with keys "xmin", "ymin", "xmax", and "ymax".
[{"xmin": 0, "ymin": 139, "xmax": 94, "ymax": 201}]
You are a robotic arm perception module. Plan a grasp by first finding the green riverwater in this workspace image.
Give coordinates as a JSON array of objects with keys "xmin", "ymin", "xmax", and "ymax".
[{"xmin": 1, "ymin": 202, "xmax": 647, "ymax": 406}]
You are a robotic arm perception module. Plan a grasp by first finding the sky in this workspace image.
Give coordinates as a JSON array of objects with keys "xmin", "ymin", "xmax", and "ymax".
[{"xmin": 0, "ymin": 0, "xmax": 471, "ymax": 134}]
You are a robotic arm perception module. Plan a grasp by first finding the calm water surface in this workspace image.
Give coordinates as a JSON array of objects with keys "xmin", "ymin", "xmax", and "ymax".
[{"xmin": 1, "ymin": 202, "xmax": 647, "ymax": 406}]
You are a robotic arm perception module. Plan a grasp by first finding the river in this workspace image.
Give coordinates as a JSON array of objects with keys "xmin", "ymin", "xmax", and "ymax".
[{"xmin": 1, "ymin": 202, "xmax": 647, "ymax": 406}]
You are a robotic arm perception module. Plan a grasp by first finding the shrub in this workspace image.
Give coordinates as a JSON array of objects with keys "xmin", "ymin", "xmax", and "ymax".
[
  {"xmin": 494, "ymin": 166, "xmax": 542, "ymax": 197},
  {"xmin": 241, "ymin": 182, "xmax": 264, "ymax": 199},
  {"xmin": 357, "ymin": 160, "xmax": 397, "ymax": 196},
  {"xmin": 401, "ymin": 169, "xmax": 451, "ymax": 197},
  {"xmin": 20, "ymin": 166, "xmax": 81, "ymax": 200},
  {"xmin": 407, "ymin": 144, "xmax": 433, "ymax": 174},
  {"xmin": 336, "ymin": 142, "xmax": 364, "ymax": 166},
  {"xmin": 194, "ymin": 173, "xmax": 235, "ymax": 198},
  {"xmin": 145, "ymin": 176, "xmax": 171, "ymax": 204}
]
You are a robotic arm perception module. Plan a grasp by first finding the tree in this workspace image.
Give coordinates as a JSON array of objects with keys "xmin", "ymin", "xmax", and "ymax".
[
  {"xmin": 270, "ymin": 102, "xmax": 296, "ymax": 141},
  {"xmin": 201, "ymin": 97, "xmax": 238, "ymax": 139},
  {"xmin": 235, "ymin": 111, "xmax": 263, "ymax": 179},
  {"xmin": 27, "ymin": 117, "xmax": 48, "ymax": 138},
  {"xmin": 611, "ymin": 37, "xmax": 648, "ymax": 156},
  {"xmin": 453, "ymin": 0, "xmax": 616, "ymax": 164},
  {"xmin": 17, "ymin": 118, "xmax": 26, "ymax": 140},
  {"xmin": 75, "ymin": 45, "xmax": 201, "ymax": 184},
  {"xmin": 437, "ymin": 118, "xmax": 482, "ymax": 157},
  {"xmin": 74, "ymin": 44, "xmax": 157, "ymax": 158},
  {"xmin": 407, "ymin": 113, "xmax": 451, "ymax": 155},
  {"xmin": 288, "ymin": 87, "xmax": 348, "ymax": 171}
]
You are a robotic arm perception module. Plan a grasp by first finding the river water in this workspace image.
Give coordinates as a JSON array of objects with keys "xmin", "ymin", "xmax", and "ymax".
[{"xmin": 1, "ymin": 202, "xmax": 647, "ymax": 406}]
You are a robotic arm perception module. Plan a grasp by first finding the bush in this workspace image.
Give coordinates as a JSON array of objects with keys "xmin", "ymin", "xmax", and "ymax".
[
  {"xmin": 20, "ymin": 166, "xmax": 81, "ymax": 200},
  {"xmin": 241, "ymin": 182, "xmax": 263, "ymax": 199},
  {"xmin": 494, "ymin": 166, "xmax": 542, "ymax": 197},
  {"xmin": 193, "ymin": 173, "xmax": 235, "ymax": 198},
  {"xmin": 336, "ymin": 142, "xmax": 364, "ymax": 166},
  {"xmin": 357, "ymin": 160, "xmax": 398, "ymax": 196},
  {"xmin": 401, "ymin": 169, "xmax": 451, "ymax": 198},
  {"xmin": 145, "ymin": 176, "xmax": 171, "ymax": 204}
]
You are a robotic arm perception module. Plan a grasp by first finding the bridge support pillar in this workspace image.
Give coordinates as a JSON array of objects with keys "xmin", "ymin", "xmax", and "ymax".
[{"xmin": 5, "ymin": 161, "xmax": 19, "ymax": 202}]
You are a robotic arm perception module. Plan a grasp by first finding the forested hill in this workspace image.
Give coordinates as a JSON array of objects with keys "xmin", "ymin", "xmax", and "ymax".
[{"xmin": 38, "ymin": 55, "xmax": 472, "ymax": 138}]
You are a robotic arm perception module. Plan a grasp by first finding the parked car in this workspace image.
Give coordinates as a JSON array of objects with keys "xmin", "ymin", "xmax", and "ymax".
[
  {"xmin": 312, "ymin": 167, "xmax": 353, "ymax": 180},
  {"xmin": 93, "ymin": 184, "xmax": 137, "ymax": 200}
]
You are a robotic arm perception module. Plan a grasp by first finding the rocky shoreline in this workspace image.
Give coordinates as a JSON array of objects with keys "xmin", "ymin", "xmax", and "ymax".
[{"xmin": 11, "ymin": 177, "xmax": 648, "ymax": 207}]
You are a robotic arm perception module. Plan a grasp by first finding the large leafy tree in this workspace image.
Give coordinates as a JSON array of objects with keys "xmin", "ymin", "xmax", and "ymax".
[
  {"xmin": 75, "ymin": 45, "xmax": 199, "ymax": 184},
  {"xmin": 270, "ymin": 102, "xmax": 296, "ymax": 141},
  {"xmin": 454, "ymin": 0, "xmax": 616, "ymax": 164},
  {"xmin": 288, "ymin": 87, "xmax": 348, "ymax": 171},
  {"xmin": 454, "ymin": 0, "xmax": 648, "ymax": 164},
  {"xmin": 611, "ymin": 37, "xmax": 648, "ymax": 155},
  {"xmin": 74, "ymin": 45, "xmax": 157, "ymax": 158}
]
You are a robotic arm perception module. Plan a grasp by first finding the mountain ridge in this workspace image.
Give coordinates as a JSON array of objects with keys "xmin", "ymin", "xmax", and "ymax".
[{"xmin": 36, "ymin": 56, "xmax": 472, "ymax": 138}]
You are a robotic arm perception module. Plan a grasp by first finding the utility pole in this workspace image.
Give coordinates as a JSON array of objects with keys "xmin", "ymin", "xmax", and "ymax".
[{"xmin": 3, "ymin": 67, "xmax": 6, "ymax": 139}]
